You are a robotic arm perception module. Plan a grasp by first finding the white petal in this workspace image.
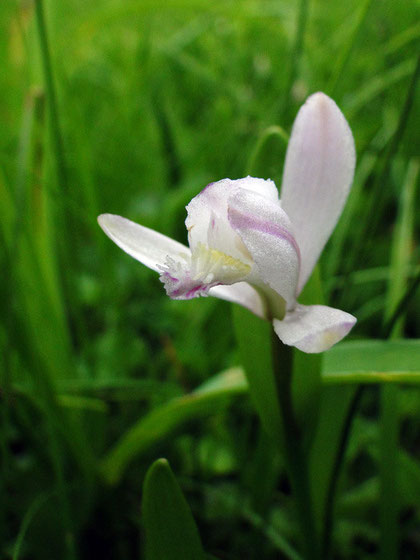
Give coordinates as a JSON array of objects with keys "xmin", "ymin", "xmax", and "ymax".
[
  {"xmin": 185, "ymin": 179, "xmax": 242, "ymax": 258},
  {"xmin": 210, "ymin": 282, "xmax": 265, "ymax": 318},
  {"xmin": 231, "ymin": 176, "xmax": 279, "ymax": 202},
  {"xmin": 98, "ymin": 214, "xmax": 190, "ymax": 271},
  {"xmin": 273, "ymin": 304, "xmax": 356, "ymax": 353},
  {"xmin": 281, "ymin": 92, "xmax": 356, "ymax": 293},
  {"xmin": 228, "ymin": 189, "xmax": 300, "ymax": 305},
  {"xmin": 185, "ymin": 177, "xmax": 279, "ymax": 261}
]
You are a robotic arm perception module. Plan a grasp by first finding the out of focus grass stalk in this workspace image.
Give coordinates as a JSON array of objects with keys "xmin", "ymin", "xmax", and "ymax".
[
  {"xmin": 380, "ymin": 158, "xmax": 419, "ymax": 559},
  {"xmin": 282, "ymin": 0, "xmax": 309, "ymax": 118},
  {"xmin": 327, "ymin": 0, "xmax": 373, "ymax": 98},
  {"xmin": 34, "ymin": 0, "xmax": 68, "ymax": 196},
  {"xmin": 13, "ymin": 85, "xmax": 77, "ymax": 560},
  {"xmin": 341, "ymin": 55, "xmax": 420, "ymax": 297}
]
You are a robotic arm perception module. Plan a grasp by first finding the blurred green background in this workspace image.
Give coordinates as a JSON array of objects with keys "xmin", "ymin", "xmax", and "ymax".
[{"xmin": 1, "ymin": 0, "xmax": 419, "ymax": 558}]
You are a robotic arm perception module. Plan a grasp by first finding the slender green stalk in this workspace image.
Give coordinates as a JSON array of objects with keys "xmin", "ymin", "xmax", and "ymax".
[
  {"xmin": 34, "ymin": 0, "xmax": 68, "ymax": 194},
  {"xmin": 282, "ymin": 0, "xmax": 309, "ymax": 118},
  {"xmin": 271, "ymin": 335, "xmax": 320, "ymax": 560},
  {"xmin": 0, "ymin": 234, "xmax": 13, "ymax": 549},
  {"xmin": 379, "ymin": 386, "xmax": 399, "ymax": 560},
  {"xmin": 34, "ymin": 0, "xmax": 88, "ymax": 354},
  {"xmin": 341, "ymin": 55, "xmax": 420, "ymax": 293},
  {"xmin": 31, "ymin": 5, "xmax": 78, "ymax": 557},
  {"xmin": 383, "ymin": 266, "xmax": 420, "ymax": 338},
  {"xmin": 328, "ymin": 0, "xmax": 373, "ymax": 97},
  {"xmin": 37, "ymin": 367, "xmax": 77, "ymax": 560},
  {"xmin": 321, "ymin": 386, "xmax": 365, "ymax": 558},
  {"xmin": 323, "ymin": 160, "xmax": 419, "ymax": 559},
  {"xmin": 379, "ymin": 158, "xmax": 418, "ymax": 560},
  {"xmin": 13, "ymin": 493, "xmax": 51, "ymax": 560},
  {"xmin": 246, "ymin": 125, "xmax": 289, "ymax": 176}
]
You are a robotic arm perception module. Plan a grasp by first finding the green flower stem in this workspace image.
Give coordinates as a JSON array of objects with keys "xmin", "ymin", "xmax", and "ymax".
[{"xmin": 271, "ymin": 333, "xmax": 320, "ymax": 560}]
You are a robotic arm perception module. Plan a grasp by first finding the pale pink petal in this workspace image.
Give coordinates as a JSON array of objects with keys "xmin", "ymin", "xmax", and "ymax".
[
  {"xmin": 185, "ymin": 177, "xmax": 279, "ymax": 262},
  {"xmin": 210, "ymin": 282, "xmax": 265, "ymax": 318},
  {"xmin": 228, "ymin": 189, "xmax": 300, "ymax": 305},
  {"xmin": 273, "ymin": 304, "xmax": 356, "ymax": 353},
  {"xmin": 231, "ymin": 176, "xmax": 279, "ymax": 202},
  {"xmin": 185, "ymin": 179, "xmax": 232, "ymax": 250},
  {"xmin": 281, "ymin": 93, "xmax": 356, "ymax": 293},
  {"xmin": 98, "ymin": 214, "xmax": 190, "ymax": 271}
]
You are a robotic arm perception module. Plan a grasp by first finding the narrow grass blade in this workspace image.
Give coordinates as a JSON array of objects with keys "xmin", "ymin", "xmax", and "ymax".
[
  {"xmin": 341, "ymin": 55, "xmax": 420, "ymax": 295},
  {"xmin": 34, "ymin": 0, "xmax": 68, "ymax": 195},
  {"xmin": 383, "ymin": 266, "xmax": 420, "ymax": 338},
  {"xmin": 310, "ymin": 385, "xmax": 358, "ymax": 543},
  {"xmin": 282, "ymin": 0, "xmax": 309, "ymax": 118},
  {"xmin": 327, "ymin": 0, "xmax": 373, "ymax": 97},
  {"xmin": 345, "ymin": 57, "xmax": 417, "ymax": 118},
  {"xmin": 246, "ymin": 125, "xmax": 289, "ymax": 182},
  {"xmin": 12, "ymin": 493, "xmax": 52, "ymax": 560},
  {"xmin": 384, "ymin": 21, "xmax": 420, "ymax": 56}
]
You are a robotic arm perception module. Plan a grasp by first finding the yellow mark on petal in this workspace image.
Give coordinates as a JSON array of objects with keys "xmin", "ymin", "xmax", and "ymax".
[
  {"xmin": 320, "ymin": 330, "xmax": 339, "ymax": 349},
  {"xmin": 192, "ymin": 243, "xmax": 251, "ymax": 284}
]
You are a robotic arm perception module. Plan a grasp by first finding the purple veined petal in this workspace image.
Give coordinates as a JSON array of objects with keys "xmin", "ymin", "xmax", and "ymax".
[
  {"xmin": 210, "ymin": 282, "xmax": 265, "ymax": 318},
  {"xmin": 281, "ymin": 92, "xmax": 356, "ymax": 294},
  {"xmin": 273, "ymin": 304, "xmax": 356, "ymax": 353},
  {"xmin": 98, "ymin": 214, "xmax": 190, "ymax": 271},
  {"xmin": 185, "ymin": 177, "xmax": 280, "ymax": 261},
  {"xmin": 228, "ymin": 188, "xmax": 300, "ymax": 306}
]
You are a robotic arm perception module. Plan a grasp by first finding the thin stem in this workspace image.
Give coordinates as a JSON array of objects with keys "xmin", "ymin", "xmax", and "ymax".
[
  {"xmin": 0, "ymin": 233, "xmax": 13, "ymax": 549},
  {"xmin": 322, "ymin": 386, "xmax": 364, "ymax": 558},
  {"xmin": 322, "ymin": 237, "xmax": 420, "ymax": 559},
  {"xmin": 34, "ymin": 0, "xmax": 68, "ymax": 194},
  {"xmin": 327, "ymin": 0, "xmax": 373, "ymax": 97},
  {"xmin": 378, "ymin": 157, "xmax": 418, "ymax": 560},
  {"xmin": 341, "ymin": 54, "xmax": 420, "ymax": 298},
  {"xmin": 13, "ymin": 493, "xmax": 52, "ymax": 560},
  {"xmin": 379, "ymin": 386, "xmax": 399, "ymax": 560},
  {"xmin": 382, "ymin": 266, "xmax": 420, "ymax": 338},
  {"xmin": 246, "ymin": 125, "xmax": 289, "ymax": 176},
  {"xmin": 272, "ymin": 334, "xmax": 320, "ymax": 560},
  {"xmin": 33, "ymin": 6, "xmax": 77, "ymax": 557},
  {"xmin": 282, "ymin": 0, "xmax": 309, "ymax": 119}
]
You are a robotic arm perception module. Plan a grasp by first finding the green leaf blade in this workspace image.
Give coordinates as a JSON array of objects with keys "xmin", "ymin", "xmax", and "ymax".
[{"xmin": 142, "ymin": 459, "xmax": 206, "ymax": 560}]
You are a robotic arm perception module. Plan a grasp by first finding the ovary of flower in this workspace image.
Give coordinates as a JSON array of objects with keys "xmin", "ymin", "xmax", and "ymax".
[{"xmin": 98, "ymin": 92, "xmax": 357, "ymax": 353}]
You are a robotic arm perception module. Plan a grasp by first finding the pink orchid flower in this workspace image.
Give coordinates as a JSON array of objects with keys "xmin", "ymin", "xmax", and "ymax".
[{"xmin": 99, "ymin": 92, "xmax": 356, "ymax": 353}]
